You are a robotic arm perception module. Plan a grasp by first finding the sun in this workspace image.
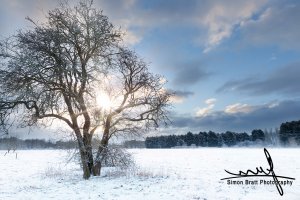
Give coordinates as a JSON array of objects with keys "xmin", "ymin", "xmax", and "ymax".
[{"xmin": 96, "ymin": 92, "xmax": 113, "ymax": 111}]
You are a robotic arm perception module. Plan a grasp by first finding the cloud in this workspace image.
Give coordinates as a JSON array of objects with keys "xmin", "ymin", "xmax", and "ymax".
[
  {"xmin": 225, "ymin": 103, "xmax": 258, "ymax": 114},
  {"xmin": 240, "ymin": 1, "xmax": 300, "ymax": 50},
  {"xmin": 94, "ymin": 0, "xmax": 269, "ymax": 51},
  {"xmin": 122, "ymin": 30, "xmax": 143, "ymax": 46},
  {"xmin": 217, "ymin": 62, "xmax": 300, "ymax": 96},
  {"xmin": 199, "ymin": 0, "xmax": 267, "ymax": 52},
  {"xmin": 6, "ymin": 0, "xmax": 298, "ymax": 53},
  {"xmin": 0, "ymin": 0, "xmax": 272, "ymax": 51},
  {"xmin": 88, "ymin": 0, "xmax": 300, "ymax": 52},
  {"xmin": 196, "ymin": 106, "xmax": 214, "ymax": 117},
  {"xmin": 169, "ymin": 90, "xmax": 194, "ymax": 104},
  {"xmin": 171, "ymin": 99, "xmax": 300, "ymax": 133},
  {"xmin": 0, "ymin": 0, "xmax": 58, "ymax": 37},
  {"xmin": 205, "ymin": 98, "xmax": 217, "ymax": 105},
  {"xmin": 173, "ymin": 63, "xmax": 211, "ymax": 86},
  {"xmin": 196, "ymin": 98, "xmax": 216, "ymax": 117}
]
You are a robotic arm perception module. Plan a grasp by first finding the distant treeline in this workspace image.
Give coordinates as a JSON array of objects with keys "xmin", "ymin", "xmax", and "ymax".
[
  {"xmin": 0, "ymin": 137, "xmax": 77, "ymax": 150},
  {"xmin": 145, "ymin": 130, "xmax": 265, "ymax": 148},
  {"xmin": 1, "ymin": 120, "xmax": 300, "ymax": 150},
  {"xmin": 145, "ymin": 119, "xmax": 300, "ymax": 148},
  {"xmin": 0, "ymin": 137, "xmax": 146, "ymax": 150},
  {"xmin": 280, "ymin": 120, "xmax": 300, "ymax": 145}
]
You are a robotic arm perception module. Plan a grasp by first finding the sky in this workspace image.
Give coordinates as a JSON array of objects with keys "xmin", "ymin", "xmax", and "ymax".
[{"xmin": 0, "ymin": 0, "xmax": 300, "ymax": 138}]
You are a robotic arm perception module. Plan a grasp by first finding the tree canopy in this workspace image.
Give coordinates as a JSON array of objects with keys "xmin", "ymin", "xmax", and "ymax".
[{"xmin": 0, "ymin": 0, "xmax": 171, "ymax": 179}]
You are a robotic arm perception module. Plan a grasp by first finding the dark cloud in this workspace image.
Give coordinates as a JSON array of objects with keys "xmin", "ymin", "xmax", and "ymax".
[
  {"xmin": 0, "ymin": 0, "xmax": 66, "ymax": 37},
  {"xmin": 171, "ymin": 99, "xmax": 300, "ymax": 133},
  {"xmin": 173, "ymin": 63, "xmax": 211, "ymax": 86},
  {"xmin": 173, "ymin": 90, "xmax": 194, "ymax": 97},
  {"xmin": 241, "ymin": 1, "xmax": 300, "ymax": 50},
  {"xmin": 168, "ymin": 89, "xmax": 194, "ymax": 97},
  {"xmin": 95, "ymin": 0, "xmax": 269, "ymax": 51},
  {"xmin": 4, "ymin": 0, "xmax": 297, "ymax": 52},
  {"xmin": 97, "ymin": 0, "xmax": 206, "ymax": 24},
  {"xmin": 167, "ymin": 89, "xmax": 194, "ymax": 103},
  {"xmin": 95, "ymin": 0, "xmax": 300, "ymax": 52},
  {"xmin": 217, "ymin": 62, "xmax": 300, "ymax": 96},
  {"xmin": 134, "ymin": 0, "xmax": 208, "ymax": 24}
]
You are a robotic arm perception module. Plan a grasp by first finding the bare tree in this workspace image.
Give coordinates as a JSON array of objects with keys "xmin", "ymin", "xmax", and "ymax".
[
  {"xmin": 0, "ymin": 0, "xmax": 170, "ymax": 179},
  {"xmin": 92, "ymin": 49, "xmax": 170, "ymax": 175}
]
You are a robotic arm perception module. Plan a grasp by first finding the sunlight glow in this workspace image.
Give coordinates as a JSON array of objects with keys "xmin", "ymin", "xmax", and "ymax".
[{"xmin": 96, "ymin": 92, "xmax": 113, "ymax": 111}]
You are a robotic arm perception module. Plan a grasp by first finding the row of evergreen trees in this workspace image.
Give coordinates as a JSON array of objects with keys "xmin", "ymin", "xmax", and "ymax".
[
  {"xmin": 280, "ymin": 120, "xmax": 300, "ymax": 145},
  {"xmin": 145, "ymin": 119, "xmax": 300, "ymax": 148},
  {"xmin": 145, "ymin": 129, "xmax": 265, "ymax": 148},
  {"xmin": 2, "ymin": 120, "xmax": 299, "ymax": 149}
]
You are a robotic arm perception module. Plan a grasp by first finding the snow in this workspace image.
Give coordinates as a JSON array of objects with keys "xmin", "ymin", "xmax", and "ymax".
[{"xmin": 0, "ymin": 148, "xmax": 299, "ymax": 199}]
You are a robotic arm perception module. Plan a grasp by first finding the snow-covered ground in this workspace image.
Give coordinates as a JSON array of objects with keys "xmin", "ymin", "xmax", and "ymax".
[{"xmin": 0, "ymin": 148, "xmax": 299, "ymax": 200}]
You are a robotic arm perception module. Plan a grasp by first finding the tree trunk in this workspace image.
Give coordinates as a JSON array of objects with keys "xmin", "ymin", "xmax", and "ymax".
[
  {"xmin": 75, "ymin": 131, "xmax": 92, "ymax": 179},
  {"xmin": 93, "ymin": 116, "xmax": 111, "ymax": 176},
  {"xmin": 93, "ymin": 139, "xmax": 108, "ymax": 176},
  {"xmin": 83, "ymin": 134, "xmax": 95, "ymax": 176},
  {"xmin": 79, "ymin": 147, "xmax": 91, "ymax": 179},
  {"xmin": 93, "ymin": 145, "xmax": 105, "ymax": 176},
  {"xmin": 93, "ymin": 160, "xmax": 102, "ymax": 176}
]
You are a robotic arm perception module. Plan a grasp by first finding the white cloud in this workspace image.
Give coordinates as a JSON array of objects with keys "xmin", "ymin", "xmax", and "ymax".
[
  {"xmin": 122, "ymin": 30, "xmax": 142, "ymax": 46},
  {"xmin": 225, "ymin": 103, "xmax": 255, "ymax": 114},
  {"xmin": 196, "ymin": 98, "xmax": 216, "ymax": 117},
  {"xmin": 200, "ymin": 0, "xmax": 267, "ymax": 52},
  {"xmin": 268, "ymin": 101, "xmax": 279, "ymax": 108},
  {"xmin": 170, "ymin": 95, "xmax": 185, "ymax": 104},
  {"xmin": 15, "ymin": 0, "xmax": 270, "ymax": 50},
  {"xmin": 196, "ymin": 104, "xmax": 214, "ymax": 116},
  {"xmin": 3, "ymin": 0, "xmax": 287, "ymax": 54},
  {"xmin": 224, "ymin": 101, "xmax": 280, "ymax": 114},
  {"xmin": 205, "ymin": 98, "xmax": 217, "ymax": 105},
  {"xmin": 95, "ymin": 0, "xmax": 268, "ymax": 51}
]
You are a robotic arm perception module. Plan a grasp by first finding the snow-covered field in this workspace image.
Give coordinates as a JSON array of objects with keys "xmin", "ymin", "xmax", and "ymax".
[{"xmin": 0, "ymin": 148, "xmax": 299, "ymax": 200}]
